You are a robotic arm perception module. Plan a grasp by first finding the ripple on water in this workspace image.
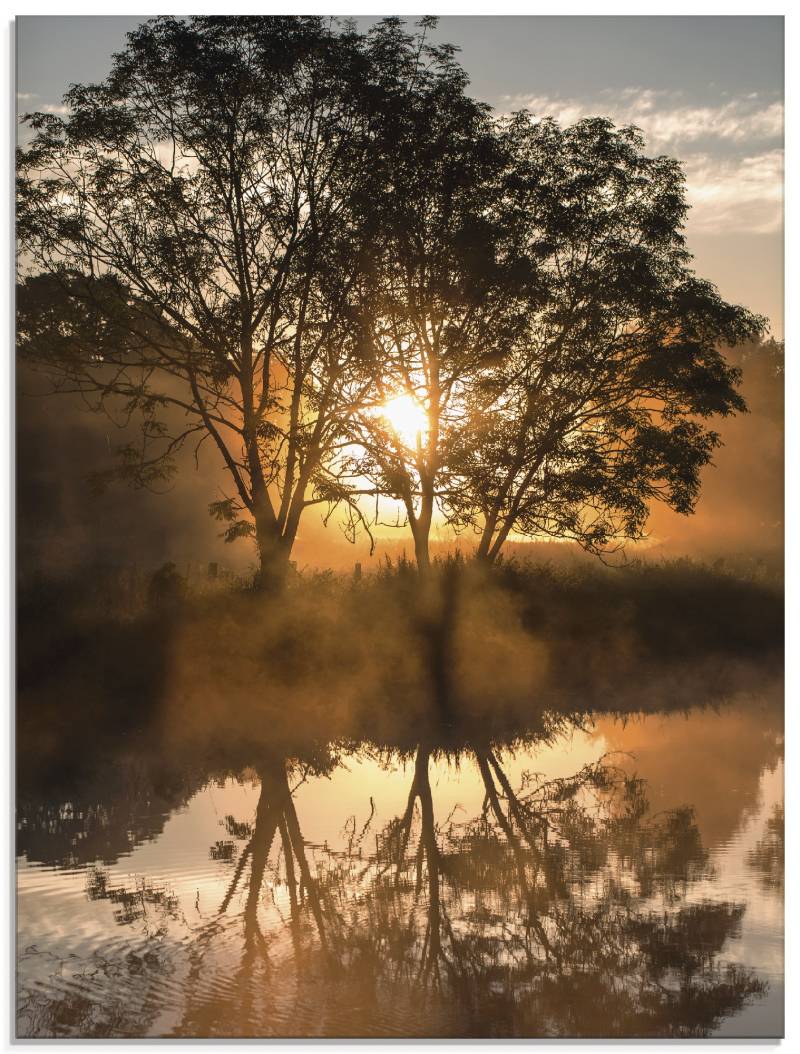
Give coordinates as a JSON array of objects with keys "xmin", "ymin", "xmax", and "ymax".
[{"xmin": 17, "ymin": 703, "xmax": 785, "ymax": 1039}]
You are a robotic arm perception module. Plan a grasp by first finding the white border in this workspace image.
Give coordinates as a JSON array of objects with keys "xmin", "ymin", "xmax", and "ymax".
[{"xmin": 2, "ymin": 4, "xmax": 794, "ymax": 1051}]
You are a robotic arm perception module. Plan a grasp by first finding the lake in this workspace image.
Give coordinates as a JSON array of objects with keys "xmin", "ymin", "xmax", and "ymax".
[{"xmin": 16, "ymin": 696, "xmax": 783, "ymax": 1038}]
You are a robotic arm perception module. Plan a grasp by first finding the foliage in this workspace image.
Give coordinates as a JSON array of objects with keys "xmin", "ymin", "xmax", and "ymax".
[
  {"xmin": 17, "ymin": 16, "xmax": 398, "ymax": 585},
  {"xmin": 17, "ymin": 16, "xmax": 767, "ymax": 578},
  {"xmin": 443, "ymin": 116, "xmax": 765, "ymax": 560}
]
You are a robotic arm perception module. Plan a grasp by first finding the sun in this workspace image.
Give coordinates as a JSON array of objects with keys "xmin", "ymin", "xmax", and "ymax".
[{"xmin": 379, "ymin": 394, "xmax": 429, "ymax": 448}]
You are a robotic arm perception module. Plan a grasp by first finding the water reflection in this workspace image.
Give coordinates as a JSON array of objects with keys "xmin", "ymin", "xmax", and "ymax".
[
  {"xmin": 16, "ymin": 703, "xmax": 783, "ymax": 1038},
  {"xmin": 747, "ymin": 804, "xmax": 784, "ymax": 894}
]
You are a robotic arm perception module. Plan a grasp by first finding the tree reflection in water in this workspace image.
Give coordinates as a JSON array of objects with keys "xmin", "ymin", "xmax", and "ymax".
[{"xmin": 165, "ymin": 741, "xmax": 766, "ymax": 1038}]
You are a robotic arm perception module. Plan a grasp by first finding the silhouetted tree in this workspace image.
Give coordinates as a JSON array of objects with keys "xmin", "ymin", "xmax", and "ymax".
[
  {"xmin": 444, "ymin": 115, "xmax": 765, "ymax": 562},
  {"xmin": 346, "ymin": 24, "xmax": 535, "ymax": 572},
  {"xmin": 17, "ymin": 16, "xmax": 399, "ymax": 590},
  {"xmin": 19, "ymin": 19, "xmax": 765, "ymax": 580}
]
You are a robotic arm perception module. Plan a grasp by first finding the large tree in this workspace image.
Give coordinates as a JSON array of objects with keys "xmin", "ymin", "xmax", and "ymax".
[
  {"xmin": 17, "ymin": 16, "xmax": 396, "ymax": 589},
  {"xmin": 444, "ymin": 114, "xmax": 765, "ymax": 563},
  {"xmin": 344, "ymin": 22, "xmax": 537, "ymax": 573}
]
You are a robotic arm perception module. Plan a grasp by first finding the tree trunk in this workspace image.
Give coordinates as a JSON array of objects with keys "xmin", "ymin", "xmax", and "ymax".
[
  {"xmin": 411, "ymin": 473, "xmax": 435, "ymax": 575},
  {"xmin": 253, "ymin": 514, "xmax": 290, "ymax": 593},
  {"xmin": 474, "ymin": 514, "xmax": 512, "ymax": 566},
  {"xmin": 414, "ymin": 746, "xmax": 442, "ymax": 970},
  {"xmin": 475, "ymin": 509, "xmax": 498, "ymax": 562},
  {"xmin": 413, "ymin": 523, "xmax": 431, "ymax": 575}
]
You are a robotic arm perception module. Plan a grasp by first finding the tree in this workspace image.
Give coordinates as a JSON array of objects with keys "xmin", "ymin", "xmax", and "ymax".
[
  {"xmin": 17, "ymin": 15, "xmax": 390, "ymax": 590},
  {"xmin": 444, "ymin": 115, "xmax": 766, "ymax": 563},
  {"xmin": 344, "ymin": 21, "xmax": 537, "ymax": 573}
]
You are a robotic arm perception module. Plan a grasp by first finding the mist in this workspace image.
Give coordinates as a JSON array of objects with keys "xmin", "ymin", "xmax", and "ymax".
[{"xmin": 16, "ymin": 339, "xmax": 784, "ymax": 584}]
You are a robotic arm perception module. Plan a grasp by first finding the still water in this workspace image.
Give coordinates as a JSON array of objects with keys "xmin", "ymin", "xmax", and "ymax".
[{"xmin": 17, "ymin": 699, "xmax": 783, "ymax": 1038}]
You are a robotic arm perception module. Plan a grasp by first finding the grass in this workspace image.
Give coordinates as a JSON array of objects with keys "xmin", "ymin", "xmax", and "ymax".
[{"xmin": 17, "ymin": 555, "xmax": 783, "ymax": 776}]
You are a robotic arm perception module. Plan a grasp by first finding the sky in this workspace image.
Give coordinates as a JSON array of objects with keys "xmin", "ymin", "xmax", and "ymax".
[{"xmin": 16, "ymin": 15, "xmax": 784, "ymax": 337}]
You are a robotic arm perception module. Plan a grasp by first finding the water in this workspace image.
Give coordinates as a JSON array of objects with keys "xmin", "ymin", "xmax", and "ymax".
[{"xmin": 16, "ymin": 699, "xmax": 783, "ymax": 1038}]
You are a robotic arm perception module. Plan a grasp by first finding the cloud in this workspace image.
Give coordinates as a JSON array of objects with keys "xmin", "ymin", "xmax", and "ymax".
[
  {"xmin": 502, "ymin": 89, "xmax": 783, "ymax": 151},
  {"xmin": 18, "ymin": 100, "xmax": 70, "ymax": 116},
  {"xmin": 500, "ymin": 89, "xmax": 783, "ymax": 236},
  {"xmin": 684, "ymin": 150, "xmax": 783, "ymax": 235}
]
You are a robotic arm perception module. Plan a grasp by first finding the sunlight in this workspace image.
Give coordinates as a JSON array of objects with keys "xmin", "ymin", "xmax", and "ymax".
[{"xmin": 379, "ymin": 394, "xmax": 429, "ymax": 448}]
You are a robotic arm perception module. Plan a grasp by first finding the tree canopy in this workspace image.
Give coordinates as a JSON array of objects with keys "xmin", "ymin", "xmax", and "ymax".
[
  {"xmin": 344, "ymin": 24, "xmax": 536, "ymax": 571},
  {"xmin": 18, "ymin": 16, "xmax": 394, "ymax": 586},
  {"xmin": 445, "ymin": 115, "xmax": 765, "ymax": 561},
  {"xmin": 17, "ymin": 15, "xmax": 766, "ymax": 580}
]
